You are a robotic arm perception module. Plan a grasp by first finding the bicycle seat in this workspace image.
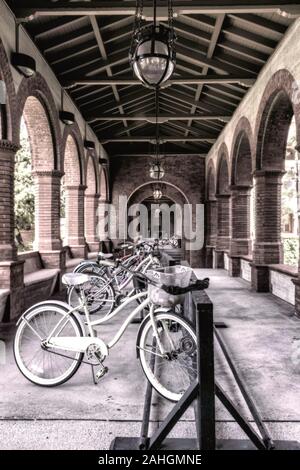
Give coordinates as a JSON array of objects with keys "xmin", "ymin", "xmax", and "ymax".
[
  {"xmin": 98, "ymin": 252, "xmax": 113, "ymax": 259},
  {"xmin": 62, "ymin": 273, "xmax": 90, "ymax": 287}
]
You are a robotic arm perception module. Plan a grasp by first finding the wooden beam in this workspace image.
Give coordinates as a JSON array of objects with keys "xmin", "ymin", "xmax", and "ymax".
[
  {"xmin": 90, "ymin": 16, "xmax": 129, "ymax": 135},
  {"xmin": 111, "ymin": 153, "xmax": 207, "ymax": 158},
  {"xmin": 63, "ymin": 74, "xmax": 255, "ymax": 88},
  {"xmin": 88, "ymin": 114, "xmax": 232, "ymax": 123},
  {"xmin": 185, "ymin": 14, "xmax": 225, "ymax": 138},
  {"xmin": 15, "ymin": 2, "xmax": 300, "ymax": 20},
  {"xmin": 100, "ymin": 136, "xmax": 217, "ymax": 144}
]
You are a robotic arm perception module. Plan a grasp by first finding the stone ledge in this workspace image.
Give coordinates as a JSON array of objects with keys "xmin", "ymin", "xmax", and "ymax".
[{"xmin": 268, "ymin": 264, "xmax": 298, "ymax": 278}]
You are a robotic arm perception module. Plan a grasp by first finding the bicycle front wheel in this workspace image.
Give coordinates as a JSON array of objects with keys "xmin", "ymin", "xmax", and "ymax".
[
  {"xmin": 14, "ymin": 304, "xmax": 84, "ymax": 386},
  {"xmin": 68, "ymin": 275, "xmax": 115, "ymax": 316},
  {"xmin": 138, "ymin": 312, "xmax": 197, "ymax": 402}
]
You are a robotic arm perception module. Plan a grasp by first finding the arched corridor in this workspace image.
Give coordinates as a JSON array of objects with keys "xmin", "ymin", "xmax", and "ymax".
[{"xmin": 1, "ymin": 0, "xmax": 300, "ymax": 454}]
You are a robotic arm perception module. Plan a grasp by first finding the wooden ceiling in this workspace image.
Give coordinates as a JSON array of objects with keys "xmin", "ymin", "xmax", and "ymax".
[{"xmin": 7, "ymin": 1, "xmax": 298, "ymax": 157}]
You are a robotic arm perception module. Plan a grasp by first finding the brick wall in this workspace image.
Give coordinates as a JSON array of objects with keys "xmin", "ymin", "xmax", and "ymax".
[{"xmin": 110, "ymin": 154, "xmax": 205, "ymax": 267}]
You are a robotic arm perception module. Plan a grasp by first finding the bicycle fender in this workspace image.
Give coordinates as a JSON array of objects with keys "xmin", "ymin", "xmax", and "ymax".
[
  {"xmin": 135, "ymin": 307, "xmax": 173, "ymax": 359},
  {"xmin": 16, "ymin": 300, "xmax": 81, "ymax": 327}
]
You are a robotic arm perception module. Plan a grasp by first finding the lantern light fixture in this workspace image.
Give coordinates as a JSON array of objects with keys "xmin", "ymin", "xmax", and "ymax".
[
  {"xmin": 59, "ymin": 110, "xmax": 75, "ymax": 126},
  {"xmin": 59, "ymin": 90, "xmax": 75, "ymax": 125},
  {"xmin": 11, "ymin": 52, "xmax": 36, "ymax": 78},
  {"xmin": 150, "ymin": 161, "xmax": 164, "ymax": 180},
  {"xmin": 153, "ymin": 187, "xmax": 162, "ymax": 200},
  {"xmin": 11, "ymin": 24, "xmax": 36, "ymax": 78},
  {"xmin": 129, "ymin": 0, "xmax": 176, "ymax": 89},
  {"xmin": 84, "ymin": 139, "xmax": 95, "ymax": 151}
]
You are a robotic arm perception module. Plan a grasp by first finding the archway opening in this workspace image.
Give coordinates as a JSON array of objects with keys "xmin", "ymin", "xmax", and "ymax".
[
  {"xmin": 281, "ymin": 115, "xmax": 299, "ymax": 266},
  {"xmin": 62, "ymin": 133, "xmax": 85, "ymax": 255},
  {"xmin": 254, "ymin": 89, "xmax": 295, "ymax": 266},
  {"xmin": 0, "ymin": 75, "xmax": 7, "ymax": 139},
  {"xmin": 85, "ymin": 156, "xmax": 98, "ymax": 250},
  {"xmin": 14, "ymin": 117, "xmax": 34, "ymax": 252},
  {"xmin": 232, "ymin": 131, "xmax": 253, "ymax": 256}
]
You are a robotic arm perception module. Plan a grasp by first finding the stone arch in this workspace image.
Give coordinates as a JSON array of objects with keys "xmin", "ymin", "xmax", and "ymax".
[
  {"xmin": 230, "ymin": 118, "xmax": 255, "ymax": 262},
  {"xmin": 0, "ymin": 38, "xmax": 17, "ymax": 142},
  {"xmin": 99, "ymin": 167, "xmax": 108, "ymax": 201},
  {"xmin": 62, "ymin": 124, "xmax": 84, "ymax": 185},
  {"xmin": 128, "ymin": 182, "xmax": 186, "ymax": 252},
  {"xmin": 252, "ymin": 69, "xmax": 300, "ymax": 272},
  {"xmin": 16, "ymin": 74, "xmax": 62, "ymax": 253},
  {"xmin": 84, "ymin": 153, "xmax": 99, "ymax": 250},
  {"xmin": 216, "ymin": 143, "xmax": 230, "ymax": 195},
  {"xmin": 62, "ymin": 126, "xmax": 86, "ymax": 256},
  {"xmin": 17, "ymin": 73, "xmax": 61, "ymax": 170},
  {"xmin": 255, "ymin": 69, "xmax": 299, "ymax": 172},
  {"xmin": 205, "ymin": 161, "xmax": 217, "ymax": 255},
  {"xmin": 206, "ymin": 159, "xmax": 216, "ymax": 200},
  {"xmin": 231, "ymin": 117, "xmax": 254, "ymax": 186},
  {"xmin": 128, "ymin": 182, "xmax": 187, "ymax": 207},
  {"xmin": 215, "ymin": 143, "xmax": 230, "ymax": 258},
  {"xmin": 85, "ymin": 152, "xmax": 98, "ymax": 196}
]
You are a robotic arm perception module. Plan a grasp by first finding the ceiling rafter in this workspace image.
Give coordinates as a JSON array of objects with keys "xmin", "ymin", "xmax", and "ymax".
[
  {"xmin": 9, "ymin": 1, "xmax": 294, "ymax": 157},
  {"xmin": 14, "ymin": 2, "xmax": 300, "ymax": 19},
  {"xmin": 185, "ymin": 14, "xmax": 225, "ymax": 139},
  {"xmin": 90, "ymin": 15, "xmax": 130, "ymax": 135}
]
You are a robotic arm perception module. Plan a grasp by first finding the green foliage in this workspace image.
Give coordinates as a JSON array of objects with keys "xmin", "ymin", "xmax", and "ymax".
[
  {"xmin": 14, "ymin": 119, "xmax": 34, "ymax": 232},
  {"xmin": 283, "ymin": 237, "xmax": 299, "ymax": 266}
]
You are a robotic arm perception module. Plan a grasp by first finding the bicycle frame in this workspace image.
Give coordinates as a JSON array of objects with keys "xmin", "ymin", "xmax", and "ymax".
[
  {"xmin": 44, "ymin": 290, "xmax": 150, "ymax": 354},
  {"xmin": 85, "ymin": 252, "xmax": 158, "ymax": 304}
]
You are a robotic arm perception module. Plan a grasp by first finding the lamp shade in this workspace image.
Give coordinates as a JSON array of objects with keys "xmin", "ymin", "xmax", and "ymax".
[
  {"xmin": 150, "ymin": 161, "xmax": 164, "ymax": 180},
  {"xmin": 130, "ymin": 25, "xmax": 175, "ymax": 88},
  {"xmin": 59, "ymin": 111, "xmax": 75, "ymax": 125},
  {"xmin": 153, "ymin": 188, "xmax": 162, "ymax": 200},
  {"xmin": 84, "ymin": 139, "xmax": 95, "ymax": 150},
  {"xmin": 11, "ymin": 53, "xmax": 36, "ymax": 78}
]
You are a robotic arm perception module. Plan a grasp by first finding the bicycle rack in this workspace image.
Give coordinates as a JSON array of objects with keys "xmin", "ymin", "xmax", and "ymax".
[{"xmin": 110, "ymin": 270, "xmax": 300, "ymax": 451}]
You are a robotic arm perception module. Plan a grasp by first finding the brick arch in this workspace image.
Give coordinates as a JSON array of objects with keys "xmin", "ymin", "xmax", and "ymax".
[
  {"xmin": 0, "ymin": 38, "xmax": 17, "ymax": 142},
  {"xmin": 255, "ymin": 69, "xmax": 299, "ymax": 171},
  {"xmin": 206, "ymin": 160, "xmax": 216, "ymax": 200},
  {"xmin": 99, "ymin": 167, "xmax": 109, "ymax": 201},
  {"xmin": 85, "ymin": 152, "xmax": 98, "ymax": 196},
  {"xmin": 231, "ymin": 117, "xmax": 254, "ymax": 186},
  {"xmin": 216, "ymin": 143, "xmax": 230, "ymax": 195},
  {"xmin": 128, "ymin": 182, "xmax": 186, "ymax": 207},
  {"xmin": 62, "ymin": 124, "xmax": 84, "ymax": 185},
  {"xmin": 16, "ymin": 73, "xmax": 61, "ymax": 170}
]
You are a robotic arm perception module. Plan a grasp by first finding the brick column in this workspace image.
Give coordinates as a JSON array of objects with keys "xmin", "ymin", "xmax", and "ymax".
[
  {"xmin": 205, "ymin": 198, "xmax": 217, "ymax": 267},
  {"xmin": 252, "ymin": 170, "xmax": 284, "ymax": 292},
  {"xmin": 229, "ymin": 185, "xmax": 252, "ymax": 277},
  {"xmin": 214, "ymin": 194, "xmax": 230, "ymax": 268},
  {"xmin": 85, "ymin": 193, "xmax": 100, "ymax": 252},
  {"xmin": 65, "ymin": 184, "xmax": 87, "ymax": 258},
  {"xmin": 97, "ymin": 199, "xmax": 110, "ymax": 243},
  {"xmin": 33, "ymin": 170, "xmax": 65, "ymax": 271},
  {"xmin": 0, "ymin": 140, "xmax": 24, "ymax": 320}
]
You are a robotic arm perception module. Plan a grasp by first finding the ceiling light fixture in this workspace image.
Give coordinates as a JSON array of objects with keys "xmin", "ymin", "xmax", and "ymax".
[
  {"xmin": 129, "ymin": 0, "xmax": 176, "ymax": 89},
  {"xmin": 11, "ymin": 23, "xmax": 36, "ymax": 77}
]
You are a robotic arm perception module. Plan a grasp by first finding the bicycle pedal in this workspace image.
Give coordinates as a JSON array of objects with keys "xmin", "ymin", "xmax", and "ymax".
[{"xmin": 95, "ymin": 366, "xmax": 108, "ymax": 382}]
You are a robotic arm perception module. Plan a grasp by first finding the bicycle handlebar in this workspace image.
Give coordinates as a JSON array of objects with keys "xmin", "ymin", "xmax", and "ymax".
[{"xmin": 98, "ymin": 258, "xmax": 209, "ymax": 293}]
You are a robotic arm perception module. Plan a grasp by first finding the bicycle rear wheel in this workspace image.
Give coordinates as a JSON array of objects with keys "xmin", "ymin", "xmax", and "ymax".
[
  {"xmin": 138, "ymin": 312, "xmax": 197, "ymax": 402},
  {"xmin": 14, "ymin": 304, "xmax": 84, "ymax": 386}
]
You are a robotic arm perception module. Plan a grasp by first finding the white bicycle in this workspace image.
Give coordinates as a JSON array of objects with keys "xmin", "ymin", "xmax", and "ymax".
[{"xmin": 14, "ymin": 266, "xmax": 209, "ymax": 402}]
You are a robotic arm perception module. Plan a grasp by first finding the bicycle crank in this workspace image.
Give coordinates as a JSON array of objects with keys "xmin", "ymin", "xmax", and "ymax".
[{"xmin": 87, "ymin": 344, "xmax": 109, "ymax": 384}]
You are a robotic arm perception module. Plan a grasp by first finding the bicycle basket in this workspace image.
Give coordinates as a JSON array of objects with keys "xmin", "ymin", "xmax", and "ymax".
[{"xmin": 147, "ymin": 265, "xmax": 192, "ymax": 307}]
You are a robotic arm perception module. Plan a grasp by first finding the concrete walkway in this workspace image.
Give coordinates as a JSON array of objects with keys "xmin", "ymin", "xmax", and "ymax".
[{"xmin": 0, "ymin": 269, "xmax": 300, "ymax": 449}]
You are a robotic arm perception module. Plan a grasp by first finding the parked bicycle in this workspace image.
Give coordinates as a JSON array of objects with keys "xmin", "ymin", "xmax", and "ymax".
[
  {"xmin": 68, "ymin": 240, "xmax": 161, "ymax": 316},
  {"xmin": 14, "ymin": 264, "xmax": 209, "ymax": 402}
]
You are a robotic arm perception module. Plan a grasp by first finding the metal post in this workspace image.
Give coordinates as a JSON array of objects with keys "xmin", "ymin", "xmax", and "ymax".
[{"xmin": 196, "ymin": 298, "xmax": 216, "ymax": 449}]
